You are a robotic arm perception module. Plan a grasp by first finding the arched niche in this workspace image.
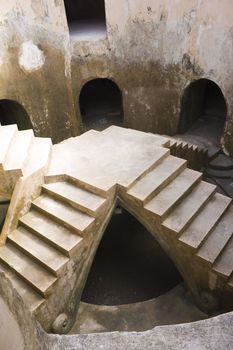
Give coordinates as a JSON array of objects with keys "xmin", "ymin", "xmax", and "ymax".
[
  {"xmin": 0, "ymin": 99, "xmax": 32, "ymax": 130},
  {"xmin": 178, "ymin": 79, "xmax": 227, "ymax": 147},
  {"xmin": 79, "ymin": 78, "xmax": 124, "ymax": 131}
]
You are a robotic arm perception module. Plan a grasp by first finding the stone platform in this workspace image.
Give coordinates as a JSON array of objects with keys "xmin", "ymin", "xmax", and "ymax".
[{"xmin": 1, "ymin": 125, "xmax": 233, "ymax": 348}]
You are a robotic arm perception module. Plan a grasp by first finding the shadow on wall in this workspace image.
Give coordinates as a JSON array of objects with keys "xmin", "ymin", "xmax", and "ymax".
[
  {"xmin": 178, "ymin": 79, "xmax": 227, "ymax": 147},
  {"xmin": 79, "ymin": 79, "xmax": 124, "ymax": 132},
  {"xmin": 0, "ymin": 99, "xmax": 32, "ymax": 130}
]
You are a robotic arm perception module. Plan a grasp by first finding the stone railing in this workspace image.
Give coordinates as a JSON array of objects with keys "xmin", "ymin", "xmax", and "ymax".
[{"xmin": 0, "ymin": 169, "xmax": 45, "ymax": 246}]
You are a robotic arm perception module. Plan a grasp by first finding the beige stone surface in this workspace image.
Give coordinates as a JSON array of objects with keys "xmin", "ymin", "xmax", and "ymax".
[
  {"xmin": 47, "ymin": 126, "xmax": 170, "ymax": 192},
  {"xmin": 1, "ymin": 126, "xmax": 233, "ymax": 334},
  {"xmin": 127, "ymin": 155, "xmax": 187, "ymax": 204},
  {"xmin": 24, "ymin": 137, "xmax": 52, "ymax": 176},
  {"xmin": 0, "ymin": 125, "xmax": 17, "ymax": 166},
  {"xmin": 0, "ymin": 294, "xmax": 24, "ymax": 350},
  {"xmin": 180, "ymin": 194, "xmax": 232, "ymax": 249},
  {"xmin": 213, "ymin": 238, "xmax": 233, "ymax": 278},
  {"xmin": 0, "ymin": 244, "xmax": 57, "ymax": 297},
  {"xmin": 163, "ymin": 181, "xmax": 216, "ymax": 234},
  {"xmin": 197, "ymin": 206, "xmax": 233, "ymax": 264},
  {"xmin": 20, "ymin": 210, "xmax": 83, "ymax": 257},
  {"xmin": 43, "ymin": 181, "xmax": 106, "ymax": 216},
  {"xmin": 32, "ymin": 194, "xmax": 95, "ymax": 234},
  {"xmin": 144, "ymin": 168, "xmax": 202, "ymax": 218},
  {"xmin": 0, "ymin": 125, "xmax": 52, "ymax": 199},
  {"xmin": 3, "ymin": 130, "xmax": 34, "ymax": 171},
  {"xmin": 9, "ymin": 227, "xmax": 69, "ymax": 276},
  {"xmin": 0, "ymin": 262, "xmax": 45, "ymax": 312}
]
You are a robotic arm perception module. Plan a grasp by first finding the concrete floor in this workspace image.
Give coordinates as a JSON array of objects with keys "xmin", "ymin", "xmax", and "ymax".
[
  {"xmin": 81, "ymin": 108, "xmax": 123, "ymax": 132},
  {"xmin": 71, "ymin": 284, "xmax": 208, "ymax": 334}
]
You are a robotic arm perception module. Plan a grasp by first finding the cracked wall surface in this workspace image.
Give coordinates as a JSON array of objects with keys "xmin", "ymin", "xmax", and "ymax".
[
  {"xmin": 69, "ymin": 0, "xmax": 233, "ymax": 154},
  {"xmin": 0, "ymin": 1, "xmax": 232, "ymax": 153},
  {"xmin": 0, "ymin": 0, "xmax": 78, "ymax": 143}
]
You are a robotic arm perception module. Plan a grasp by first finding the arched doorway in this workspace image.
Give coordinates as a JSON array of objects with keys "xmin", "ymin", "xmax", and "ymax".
[
  {"xmin": 178, "ymin": 79, "xmax": 227, "ymax": 149},
  {"xmin": 79, "ymin": 79, "xmax": 124, "ymax": 131},
  {"xmin": 82, "ymin": 206, "xmax": 182, "ymax": 305},
  {"xmin": 0, "ymin": 100, "xmax": 32, "ymax": 130}
]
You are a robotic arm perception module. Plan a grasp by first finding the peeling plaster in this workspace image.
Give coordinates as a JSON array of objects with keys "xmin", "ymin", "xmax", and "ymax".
[{"xmin": 19, "ymin": 41, "xmax": 45, "ymax": 72}]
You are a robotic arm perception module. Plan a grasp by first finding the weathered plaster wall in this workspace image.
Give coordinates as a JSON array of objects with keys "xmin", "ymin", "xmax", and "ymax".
[
  {"xmin": 0, "ymin": 272, "xmax": 40, "ymax": 349},
  {"xmin": 0, "ymin": 0, "xmax": 79, "ymax": 143},
  {"xmin": 1, "ymin": 1, "xmax": 232, "ymax": 150},
  {"xmin": 0, "ymin": 295, "xmax": 24, "ymax": 350},
  {"xmin": 68, "ymin": 0, "xmax": 233, "ymax": 154}
]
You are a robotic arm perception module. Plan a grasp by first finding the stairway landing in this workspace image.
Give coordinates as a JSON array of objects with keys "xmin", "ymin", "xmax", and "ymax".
[{"xmin": 46, "ymin": 126, "xmax": 170, "ymax": 192}]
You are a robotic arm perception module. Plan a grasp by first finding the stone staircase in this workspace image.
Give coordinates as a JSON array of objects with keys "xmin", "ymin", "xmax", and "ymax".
[
  {"xmin": 0, "ymin": 124, "xmax": 52, "ymax": 196},
  {"xmin": 122, "ymin": 152, "xmax": 233, "ymax": 310},
  {"xmin": 166, "ymin": 136, "xmax": 208, "ymax": 171},
  {"xmin": 0, "ymin": 176, "xmax": 112, "ymax": 331},
  {"xmin": 1, "ymin": 125, "xmax": 233, "ymax": 332}
]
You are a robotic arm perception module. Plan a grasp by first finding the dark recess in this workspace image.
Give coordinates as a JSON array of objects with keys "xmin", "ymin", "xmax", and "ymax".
[
  {"xmin": 64, "ymin": 0, "xmax": 106, "ymax": 30},
  {"xmin": 82, "ymin": 207, "xmax": 183, "ymax": 305},
  {"xmin": 0, "ymin": 99, "xmax": 32, "ymax": 130},
  {"xmin": 79, "ymin": 78, "xmax": 124, "ymax": 131},
  {"xmin": 178, "ymin": 79, "xmax": 227, "ymax": 146}
]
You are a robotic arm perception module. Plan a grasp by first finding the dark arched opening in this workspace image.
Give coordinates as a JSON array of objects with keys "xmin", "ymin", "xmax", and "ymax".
[
  {"xmin": 0, "ymin": 100, "xmax": 32, "ymax": 130},
  {"xmin": 178, "ymin": 79, "xmax": 227, "ymax": 148},
  {"xmin": 0, "ymin": 197, "xmax": 9, "ymax": 231},
  {"xmin": 82, "ymin": 206, "xmax": 182, "ymax": 305},
  {"xmin": 79, "ymin": 79, "xmax": 124, "ymax": 131},
  {"xmin": 64, "ymin": 0, "xmax": 107, "ymax": 40}
]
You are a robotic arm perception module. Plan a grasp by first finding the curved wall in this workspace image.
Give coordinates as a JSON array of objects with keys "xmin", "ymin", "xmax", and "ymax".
[{"xmin": 68, "ymin": 0, "xmax": 233, "ymax": 154}]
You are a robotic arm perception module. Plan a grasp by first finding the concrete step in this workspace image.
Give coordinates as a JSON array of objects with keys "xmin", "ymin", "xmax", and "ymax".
[
  {"xmin": 126, "ymin": 148, "xmax": 170, "ymax": 190},
  {"xmin": 8, "ymin": 227, "xmax": 69, "ymax": 276},
  {"xmin": 179, "ymin": 194, "xmax": 231, "ymax": 249},
  {"xmin": 42, "ymin": 181, "xmax": 106, "ymax": 217},
  {"xmin": 0, "ymin": 243, "xmax": 57, "ymax": 297},
  {"xmin": 0, "ymin": 125, "xmax": 18, "ymax": 166},
  {"xmin": 144, "ymin": 168, "xmax": 202, "ymax": 219},
  {"xmin": 3, "ymin": 129, "xmax": 34, "ymax": 171},
  {"xmin": 0, "ymin": 261, "xmax": 45, "ymax": 312},
  {"xmin": 24, "ymin": 137, "xmax": 52, "ymax": 176},
  {"xmin": 20, "ymin": 210, "xmax": 83, "ymax": 257},
  {"xmin": 32, "ymin": 194, "xmax": 95, "ymax": 236},
  {"xmin": 162, "ymin": 181, "xmax": 216, "ymax": 235},
  {"xmin": 196, "ymin": 206, "xmax": 233, "ymax": 265},
  {"xmin": 62, "ymin": 175, "xmax": 110, "ymax": 198},
  {"xmin": 213, "ymin": 236, "xmax": 233, "ymax": 279},
  {"xmin": 127, "ymin": 155, "xmax": 187, "ymax": 205}
]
